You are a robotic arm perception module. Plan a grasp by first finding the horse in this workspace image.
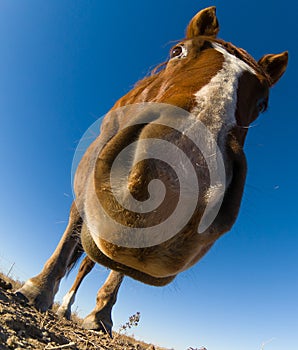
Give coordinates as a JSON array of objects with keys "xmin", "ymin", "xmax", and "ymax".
[{"xmin": 16, "ymin": 6, "xmax": 288, "ymax": 336}]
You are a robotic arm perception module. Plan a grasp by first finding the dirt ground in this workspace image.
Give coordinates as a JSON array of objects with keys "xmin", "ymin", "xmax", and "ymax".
[{"xmin": 0, "ymin": 274, "xmax": 167, "ymax": 350}]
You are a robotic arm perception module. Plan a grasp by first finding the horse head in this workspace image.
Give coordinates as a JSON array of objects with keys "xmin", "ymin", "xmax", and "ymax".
[{"xmin": 74, "ymin": 7, "xmax": 288, "ymax": 286}]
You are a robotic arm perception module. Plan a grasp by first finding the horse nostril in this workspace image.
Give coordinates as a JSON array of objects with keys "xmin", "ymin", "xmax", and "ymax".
[
  {"xmin": 127, "ymin": 159, "xmax": 178, "ymax": 203},
  {"xmin": 127, "ymin": 159, "xmax": 153, "ymax": 201}
]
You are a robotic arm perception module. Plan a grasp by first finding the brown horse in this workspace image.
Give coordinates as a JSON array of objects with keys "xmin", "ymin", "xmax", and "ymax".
[{"xmin": 17, "ymin": 6, "xmax": 288, "ymax": 335}]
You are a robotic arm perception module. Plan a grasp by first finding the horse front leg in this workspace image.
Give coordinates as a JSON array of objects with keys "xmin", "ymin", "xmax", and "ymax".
[
  {"xmin": 57, "ymin": 256, "xmax": 95, "ymax": 319},
  {"xmin": 16, "ymin": 202, "xmax": 83, "ymax": 312},
  {"xmin": 82, "ymin": 270, "xmax": 124, "ymax": 336}
]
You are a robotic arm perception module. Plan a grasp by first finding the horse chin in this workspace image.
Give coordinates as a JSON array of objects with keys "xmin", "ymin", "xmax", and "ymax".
[{"xmin": 81, "ymin": 223, "xmax": 176, "ymax": 286}]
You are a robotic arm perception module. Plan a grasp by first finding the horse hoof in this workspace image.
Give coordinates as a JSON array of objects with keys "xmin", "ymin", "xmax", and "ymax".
[
  {"xmin": 56, "ymin": 306, "xmax": 71, "ymax": 320},
  {"xmin": 15, "ymin": 281, "xmax": 53, "ymax": 312},
  {"xmin": 15, "ymin": 290, "xmax": 29, "ymax": 303},
  {"xmin": 82, "ymin": 314, "xmax": 112, "ymax": 337}
]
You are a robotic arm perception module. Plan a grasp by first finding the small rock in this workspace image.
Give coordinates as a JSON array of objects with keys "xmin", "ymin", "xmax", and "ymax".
[
  {"xmin": 17, "ymin": 330, "xmax": 25, "ymax": 337},
  {"xmin": 0, "ymin": 278, "xmax": 12, "ymax": 290}
]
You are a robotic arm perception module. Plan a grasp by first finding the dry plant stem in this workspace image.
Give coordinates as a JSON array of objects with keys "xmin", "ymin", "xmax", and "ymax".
[
  {"xmin": 44, "ymin": 342, "xmax": 76, "ymax": 349},
  {"xmin": 99, "ymin": 320, "xmax": 111, "ymax": 338}
]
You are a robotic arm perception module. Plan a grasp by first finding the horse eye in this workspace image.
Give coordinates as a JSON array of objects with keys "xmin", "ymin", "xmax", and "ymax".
[
  {"xmin": 170, "ymin": 45, "xmax": 186, "ymax": 59},
  {"xmin": 257, "ymin": 98, "xmax": 268, "ymax": 113}
]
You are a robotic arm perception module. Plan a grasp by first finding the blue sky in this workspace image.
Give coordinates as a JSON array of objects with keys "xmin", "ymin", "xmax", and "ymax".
[{"xmin": 0, "ymin": 1, "xmax": 297, "ymax": 349}]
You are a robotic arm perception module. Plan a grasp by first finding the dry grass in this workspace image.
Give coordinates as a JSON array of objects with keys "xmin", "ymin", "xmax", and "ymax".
[{"xmin": 0, "ymin": 272, "xmax": 169, "ymax": 350}]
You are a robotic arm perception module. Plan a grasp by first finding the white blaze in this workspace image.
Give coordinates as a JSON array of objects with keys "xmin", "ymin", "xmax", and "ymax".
[
  {"xmin": 193, "ymin": 43, "xmax": 255, "ymax": 139},
  {"xmin": 191, "ymin": 43, "xmax": 256, "ymax": 230}
]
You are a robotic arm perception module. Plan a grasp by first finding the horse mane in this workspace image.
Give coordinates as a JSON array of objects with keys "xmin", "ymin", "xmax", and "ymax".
[{"xmin": 134, "ymin": 62, "xmax": 167, "ymax": 89}]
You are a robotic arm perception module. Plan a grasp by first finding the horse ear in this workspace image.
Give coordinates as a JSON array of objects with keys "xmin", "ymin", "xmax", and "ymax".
[
  {"xmin": 258, "ymin": 51, "xmax": 288, "ymax": 86},
  {"xmin": 186, "ymin": 6, "xmax": 219, "ymax": 39}
]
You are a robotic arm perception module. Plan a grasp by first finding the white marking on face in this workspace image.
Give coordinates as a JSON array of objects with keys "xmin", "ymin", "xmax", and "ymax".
[
  {"xmin": 193, "ymin": 42, "xmax": 256, "ymax": 135},
  {"xmin": 190, "ymin": 43, "xmax": 256, "ymax": 206},
  {"xmin": 212, "ymin": 43, "xmax": 256, "ymax": 74}
]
